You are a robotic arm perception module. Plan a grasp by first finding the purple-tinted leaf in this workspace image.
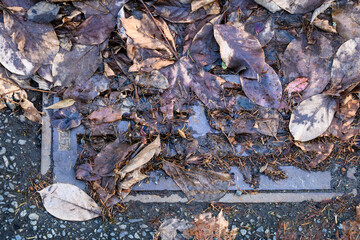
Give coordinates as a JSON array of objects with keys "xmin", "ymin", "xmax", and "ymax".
[
  {"xmin": 240, "ymin": 64, "xmax": 282, "ymax": 108},
  {"xmin": 50, "ymin": 106, "xmax": 82, "ymax": 131},
  {"xmin": 214, "ymin": 24, "xmax": 265, "ymax": 79}
]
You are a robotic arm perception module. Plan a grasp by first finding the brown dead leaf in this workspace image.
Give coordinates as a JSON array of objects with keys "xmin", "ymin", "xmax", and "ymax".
[
  {"xmin": 92, "ymin": 139, "xmax": 138, "ymax": 176},
  {"xmin": 20, "ymin": 97, "xmax": 43, "ymax": 124},
  {"xmin": 284, "ymin": 77, "xmax": 309, "ymax": 96},
  {"xmin": 332, "ymin": 1, "xmax": 360, "ymax": 40},
  {"xmin": 115, "ymin": 135, "xmax": 161, "ymax": 179},
  {"xmin": 157, "ymin": 218, "xmax": 191, "ymax": 240},
  {"xmin": 254, "ymin": 108, "xmax": 280, "ymax": 137},
  {"xmin": 46, "ymin": 99, "xmax": 75, "ymax": 110},
  {"xmin": 184, "ymin": 211, "xmax": 238, "ymax": 240},
  {"xmin": 295, "ymin": 141, "xmax": 334, "ymax": 168},
  {"xmin": 87, "ymin": 106, "xmax": 123, "ymax": 124}
]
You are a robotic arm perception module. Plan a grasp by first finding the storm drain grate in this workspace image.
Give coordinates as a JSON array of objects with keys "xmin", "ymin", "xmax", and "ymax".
[{"xmin": 41, "ymin": 95, "xmax": 344, "ymax": 203}]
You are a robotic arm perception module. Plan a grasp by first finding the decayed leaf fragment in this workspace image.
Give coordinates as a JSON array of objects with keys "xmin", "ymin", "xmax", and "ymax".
[
  {"xmin": 157, "ymin": 218, "xmax": 191, "ymax": 240},
  {"xmin": 20, "ymin": 98, "xmax": 43, "ymax": 124},
  {"xmin": 289, "ymin": 94, "xmax": 336, "ymax": 142},
  {"xmin": 256, "ymin": 0, "xmax": 325, "ymax": 14},
  {"xmin": 326, "ymin": 38, "xmax": 360, "ymax": 95},
  {"xmin": 46, "ymin": 99, "xmax": 75, "ymax": 110},
  {"xmin": 4, "ymin": 10, "xmax": 60, "ymax": 64},
  {"xmin": 38, "ymin": 183, "xmax": 102, "ymax": 221},
  {"xmin": 183, "ymin": 211, "xmax": 238, "ymax": 240},
  {"xmin": 295, "ymin": 141, "xmax": 334, "ymax": 168},
  {"xmin": 162, "ymin": 161, "xmax": 232, "ymax": 202},
  {"xmin": 115, "ymin": 135, "xmax": 161, "ymax": 179},
  {"xmin": 214, "ymin": 24, "xmax": 266, "ymax": 79},
  {"xmin": 87, "ymin": 106, "xmax": 123, "ymax": 124}
]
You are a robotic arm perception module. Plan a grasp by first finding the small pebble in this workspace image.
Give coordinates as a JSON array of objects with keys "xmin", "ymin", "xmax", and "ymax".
[
  {"xmin": 18, "ymin": 140, "xmax": 26, "ymax": 145},
  {"xmin": 29, "ymin": 213, "xmax": 39, "ymax": 221},
  {"xmin": 0, "ymin": 147, "xmax": 6, "ymax": 155},
  {"xmin": 240, "ymin": 229, "xmax": 247, "ymax": 236}
]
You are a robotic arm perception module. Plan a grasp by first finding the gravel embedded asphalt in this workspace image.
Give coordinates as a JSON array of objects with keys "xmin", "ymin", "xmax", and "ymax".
[{"xmin": 0, "ymin": 94, "xmax": 359, "ymax": 240}]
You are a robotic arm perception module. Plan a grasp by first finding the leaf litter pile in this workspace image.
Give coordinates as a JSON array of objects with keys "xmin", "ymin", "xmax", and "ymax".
[{"xmin": 1, "ymin": 0, "xmax": 360, "ymax": 224}]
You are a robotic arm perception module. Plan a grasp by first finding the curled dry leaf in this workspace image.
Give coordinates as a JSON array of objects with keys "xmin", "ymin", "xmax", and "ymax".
[
  {"xmin": 73, "ymin": 0, "xmax": 126, "ymax": 17},
  {"xmin": 240, "ymin": 63, "xmax": 282, "ymax": 108},
  {"xmin": 295, "ymin": 141, "xmax": 334, "ymax": 168},
  {"xmin": 52, "ymin": 44, "xmax": 103, "ymax": 87},
  {"xmin": 281, "ymin": 33, "xmax": 334, "ymax": 99},
  {"xmin": 115, "ymin": 135, "xmax": 161, "ymax": 179},
  {"xmin": 289, "ymin": 94, "xmax": 336, "ymax": 142},
  {"xmin": 118, "ymin": 169, "xmax": 147, "ymax": 190},
  {"xmin": 4, "ymin": 11, "xmax": 59, "ymax": 64},
  {"xmin": 332, "ymin": 2, "xmax": 360, "ymax": 40},
  {"xmin": 214, "ymin": 24, "xmax": 265, "ymax": 79},
  {"xmin": 184, "ymin": 211, "xmax": 238, "ymax": 240},
  {"xmin": 157, "ymin": 218, "xmax": 191, "ymax": 240},
  {"xmin": 162, "ymin": 161, "xmax": 232, "ymax": 202},
  {"xmin": 45, "ymin": 99, "xmax": 75, "ymax": 110},
  {"xmin": 310, "ymin": 0, "xmax": 334, "ymax": 23},
  {"xmin": 38, "ymin": 183, "xmax": 102, "ymax": 221},
  {"xmin": 312, "ymin": 18, "xmax": 337, "ymax": 33},
  {"xmin": 326, "ymin": 38, "xmax": 360, "ymax": 95},
  {"xmin": 0, "ymin": 24, "xmax": 35, "ymax": 76}
]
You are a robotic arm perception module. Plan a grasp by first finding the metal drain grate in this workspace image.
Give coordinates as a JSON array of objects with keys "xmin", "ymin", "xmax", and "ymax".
[{"xmin": 41, "ymin": 95, "xmax": 344, "ymax": 203}]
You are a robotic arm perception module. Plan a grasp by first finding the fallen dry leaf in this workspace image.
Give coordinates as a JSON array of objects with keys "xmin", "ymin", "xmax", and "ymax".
[
  {"xmin": 289, "ymin": 94, "xmax": 336, "ymax": 142},
  {"xmin": 240, "ymin": 63, "xmax": 282, "ymax": 108},
  {"xmin": 118, "ymin": 170, "xmax": 147, "ymax": 190},
  {"xmin": 0, "ymin": 24, "xmax": 35, "ymax": 76},
  {"xmin": 295, "ymin": 141, "xmax": 334, "ymax": 168},
  {"xmin": 326, "ymin": 38, "xmax": 360, "ymax": 95},
  {"xmin": 87, "ymin": 106, "xmax": 123, "ymax": 124},
  {"xmin": 184, "ymin": 211, "xmax": 238, "ymax": 240},
  {"xmin": 282, "ymin": 33, "xmax": 334, "ymax": 99},
  {"xmin": 284, "ymin": 77, "xmax": 309, "ymax": 96},
  {"xmin": 115, "ymin": 135, "xmax": 161, "ymax": 179},
  {"xmin": 50, "ymin": 106, "xmax": 82, "ymax": 131},
  {"xmin": 332, "ymin": 1, "xmax": 360, "ymax": 40},
  {"xmin": 46, "ymin": 99, "xmax": 75, "ymax": 110},
  {"xmin": 157, "ymin": 218, "xmax": 191, "ymax": 240},
  {"xmin": 4, "ymin": 10, "xmax": 59, "ymax": 64},
  {"xmin": 38, "ymin": 183, "xmax": 102, "ymax": 221},
  {"xmin": 52, "ymin": 44, "xmax": 103, "ymax": 87},
  {"xmin": 214, "ymin": 23, "xmax": 266, "ymax": 80},
  {"xmin": 20, "ymin": 98, "xmax": 43, "ymax": 124},
  {"xmin": 254, "ymin": 108, "xmax": 280, "ymax": 137}
]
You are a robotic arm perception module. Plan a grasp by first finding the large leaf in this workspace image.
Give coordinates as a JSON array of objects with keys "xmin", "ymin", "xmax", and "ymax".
[
  {"xmin": 52, "ymin": 44, "xmax": 102, "ymax": 87},
  {"xmin": 73, "ymin": 0, "xmax": 126, "ymax": 17},
  {"xmin": 332, "ymin": 2, "xmax": 360, "ymax": 40},
  {"xmin": 4, "ymin": 11, "xmax": 59, "ymax": 64},
  {"xmin": 0, "ymin": 24, "xmax": 35, "ymax": 75},
  {"xmin": 281, "ymin": 33, "xmax": 334, "ymax": 99},
  {"xmin": 240, "ymin": 63, "xmax": 282, "ymax": 108},
  {"xmin": 295, "ymin": 141, "xmax": 334, "ymax": 168},
  {"xmin": 38, "ymin": 183, "xmax": 102, "ymax": 221},
  {"xmin": 326, "ymin": 38, "xmax": 360, "ymax": 95},
  {"xmin": 289, "ymin": 94, "xmax": 336, "ymax": 142},
  {"xmin": 162, "ymin": 161, "xmax": 232, "ymax": 202},
  {"xmin": 214, "ymin": 24, "xmax": 265, "ymax": 79}
]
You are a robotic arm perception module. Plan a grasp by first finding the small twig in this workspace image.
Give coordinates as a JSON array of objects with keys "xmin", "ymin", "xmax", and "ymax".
[{"xmin": 140, "ymin": 0, "xmax": 178, "ymax": 59}]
